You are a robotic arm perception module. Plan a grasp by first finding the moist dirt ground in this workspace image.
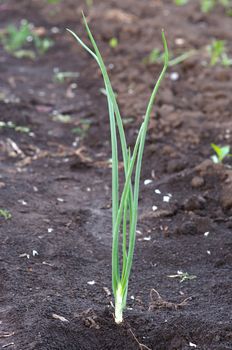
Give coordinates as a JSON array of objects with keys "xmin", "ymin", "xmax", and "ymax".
[{"xmin": 0, "ymin": 1, "xmax": 232, "ymax": 349}]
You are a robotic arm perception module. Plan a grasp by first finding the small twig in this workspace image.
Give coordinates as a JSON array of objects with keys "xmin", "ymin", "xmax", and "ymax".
[{"xmin": 129, "ymin": 328, "xmax": 151, "ymax": 350}]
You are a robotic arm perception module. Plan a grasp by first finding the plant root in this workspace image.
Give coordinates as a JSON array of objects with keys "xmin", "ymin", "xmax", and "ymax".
[
  {"xmin": 148, "ymin": 288, "xmax": 191, "ymax": 311},
  {"xmin": 129, "ymin": 328, "xmax": 152, "ymax": 350}
]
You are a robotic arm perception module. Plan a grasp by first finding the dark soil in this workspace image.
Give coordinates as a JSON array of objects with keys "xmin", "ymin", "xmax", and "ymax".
[{"xmin": 1, "ymin": 1, "xmax": 232, "ymax": 349}]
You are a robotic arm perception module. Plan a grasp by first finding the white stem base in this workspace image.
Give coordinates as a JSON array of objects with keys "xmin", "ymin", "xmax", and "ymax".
[{"xmin": 115, "ymin": 285, "xmax": 123, "ymax": 324}]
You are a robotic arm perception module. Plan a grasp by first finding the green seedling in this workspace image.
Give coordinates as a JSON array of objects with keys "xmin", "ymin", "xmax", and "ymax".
[
  {"xmin": 143, "ymin": 48, "xmax": 195, "ymax": 66},
  {"xmin": 168, "ymin": 271, "xmax": 197, "ymax": 283},
  {"xmin": 211, "ymin": 143, "xmax": 231, "ymax": 163},
  {"xmin": 174, "ymin": 0, "xmax": 232, "ymax": 12},
  {"xmin": 109, "ymin": 37, "xmax": 118, "ymax": 49},
  {"xmin": 52, "ymin": 113, "xmax": 72, "ymax": 123},
  {"xmin": 174, "ymin": 0, "xmax": 189, "ymax": 5},
  {"xmin": 143, "ymin": 48, "xmax": 164, "ymax": 65},
  {"xmin": 201, "ymin": 0, "xmax": 230, "ymax": 12},
  {"xmin": 0, "ymin": 20, "xmax": 53, "ymax": 57},
  {"xmin": 53, "ymin": 70, "xmax": 80, "ymax": 83},
  {"xmin": 72, "ymin": 119, "xmax": 92, "ymax": 139},
  {"xmin": 0, "ymin": 209, "xmax": 12, "ymax": 220},
  {"xmin": 169, "ymin": 50, "xmax": 196, "ymax": 66},
  {"xmin": 207, "ymin": 40, "xmax": 232, "ymax": 66},
  {"xmin": 0, "ymin": 121, "xmax": 30, "ymax": 133},
  {"xmin": 67, "ymin": 13, "xmax": 168, "ymax": 324},
  {"xmin": 46, "ymin": 0, "xmax": 61, "ymax": 3}
]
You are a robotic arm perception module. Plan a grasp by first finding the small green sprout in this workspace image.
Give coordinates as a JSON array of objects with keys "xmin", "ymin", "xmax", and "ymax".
[
  {"xmin": 67, "ymin": 13, "xmax": 168, "ymax": 324},
  {"xmin": 109, "ymin": 37, "xmax": 118, "ymax": 49},
  {"xmin": 211, "ymin": 143, "xmax": 231, "ymax": 163},
  {"xmin": 201, "ymin": 0, "xmax": 230, "ymax": 12},
  {"xmin": 143, "ymin": 48, "xmax": 164, "ymax": 65},
  {"xmin": 53, "ymin": 70, "xmax": 80, "ymax": 83},
  {"xmin": 72, "ymin": 119, "xmax": 92, "ymax": 139},
  {"xmin": 0, "ymin": 20, "xmax": 53, "ymax": 58},
  {"xmin": 0, "ymin": 209, "xmax": 12, "ymax": 220},
  {"xmin": 168, "ymin": 271, "xmax": 197, "ymax": 283},
  {"xmin": 0, "ymin": 121, "xmax": 30, "ymax": 133},
  {"xmin": 143, "ymin": 48, "xmax": 195, "ymax": 66},
  {"xmin": 174, "ymin": 0, "xmax": 189, "ymax": 5},
  {"xmin": 173, "ymin": 0, "xmax": 232, "ymax": 13},
  {"xmin": 46, "ymin": 0, "xmax": 61, "ymax": 3},
  {"xmin": 207, "ymin": 40, "xmax": 232, "ymax": 66},
  {"xmin": 52, "ymin": 113, "xmax": 72, "ymax": 123}
]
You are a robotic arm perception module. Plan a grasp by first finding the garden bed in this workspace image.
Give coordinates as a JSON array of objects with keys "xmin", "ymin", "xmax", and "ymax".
[{"xmin": 0, "ymin": 0, "xmax": 232, "ymax": 349}]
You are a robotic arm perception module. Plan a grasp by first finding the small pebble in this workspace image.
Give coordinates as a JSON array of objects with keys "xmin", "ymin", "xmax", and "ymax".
[
  {"xmin": 152, "ymin": 205, "xmax": 158, "ymax": 211},
  {"xmin": 32, "ymin": 250, "xmax": 39, "ymax": 256},
  {"xmin": 87, "ymin": 280, "xmax": 95, "ymax": 285},
  {"xmin": 144, "ymin": 179, "xmax": 152, "ymax": 185},
  {"xmin": 204, "ymin": 231, "xmax": 209, "ymax": 237},
  {"xmin": 163, "ymin": 196, "xmax": 170, "ymax": 203},
  {"xmin": 191, "ymin": 176, "xmax": 204, "ymax": 188},
  {"xmin": 143, "ymin": 236, "xmax": 151, "ymax": 241},
  {"xmin": 170, "ymin": 72, "xmax": 179, "ymax": 81},
  {"xmin": 18, "ymin": 199, "xmax": 28, "ymax": 206},
  {"xmin": 175, "ymin": 37, "xmax": 185, "ymax": 46},
  {"xmin": 155, "ymin": 189, "xmax": 161, "ymax": 194}
]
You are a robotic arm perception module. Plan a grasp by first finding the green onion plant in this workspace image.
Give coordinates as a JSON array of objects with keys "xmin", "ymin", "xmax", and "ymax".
[{"xmin": 67, "ymin": 14, "xmax": 169, "ymax": 324}]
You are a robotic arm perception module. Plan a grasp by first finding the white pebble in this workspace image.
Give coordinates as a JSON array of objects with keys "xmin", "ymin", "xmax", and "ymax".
[
  {"xmin": 204, "ymin": 231, "xmax": 209, "ymax": 237},
  {"xmin": 51, "ymin": 26, "xmax": 60, "ymax": 34},
  {"xmin": 189, "ymin": 342, "xmax": 197, "ymax": 348},
  {"xmin": 48, "ymin": 228, "xmax": 53, "ymax": 233},
  {"xmin": 143, "ymin": 236, "xmax": 151, "ymax": 241},
  {"xmin": 175, "ymin": 37, "xmax": 185, "ymax": 46},
  {"xmin": 18, "ymin": 199, "xmax": 28, "ymax": 206},
  {"xmin": 163, "ymin": 195, "xmax": 170, "ymax": 203},
  {"xmin": 155, "ymin": 189, "xmax": 161, "ymax": 194},
  {"xmin": 152, "ymin": 205, "xmax": 158, "ymax": 211},
  {"xmin": 87, "ymin": 280, "xmax": 95, "ymax": 285},
  {"xmin": 144, "ymin": 179, "xmax": 153, "ymax": 185},
  {"xmin": 32, "ymin": 250, "xmax": 39, "ymax": 256},
  {"xmin": 207, "ymin": 250, "xmax": 211, "ymax": 255},
  {"xmin": 170, "ymin": 72, "xmax": 179, "ymax": 81},
  {"xmin": 57, "ymin": 198, "xmax": 64, "ymax": 202}
]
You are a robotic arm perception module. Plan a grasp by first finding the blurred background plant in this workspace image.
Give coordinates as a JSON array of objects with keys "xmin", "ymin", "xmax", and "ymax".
[
  {"xmin": 207, "ymin": 40, "xmax": 232, "ymax": 66},
  {"xmin": 174, "ymin": 0, "xmax": 232, "ymax": 14},
  {"xmin": 0, "ymin": 19, "xmax": 54, "ymax": 59}
]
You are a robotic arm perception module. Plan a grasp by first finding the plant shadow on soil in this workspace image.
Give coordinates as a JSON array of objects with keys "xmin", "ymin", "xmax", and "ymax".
[{"xmin": 0, "ymin": 0, "xmax": 232, "ymax": 349}]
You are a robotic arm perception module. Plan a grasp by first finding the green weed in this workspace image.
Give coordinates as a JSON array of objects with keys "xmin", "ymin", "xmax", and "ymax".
[
  {"xmin": 211, "ymin": 143, "xmax": 231, "ymax": 163},
  {"xmin": 0, "ymin": 209, "xmax": 12, "ymax": 220}
]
